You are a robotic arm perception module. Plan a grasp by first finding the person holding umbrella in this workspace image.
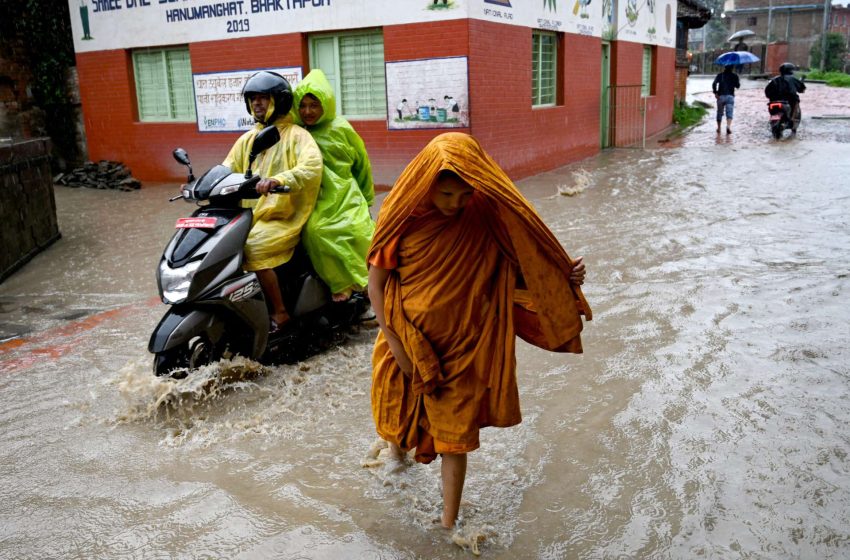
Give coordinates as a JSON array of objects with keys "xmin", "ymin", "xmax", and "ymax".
[{"xmin": 712, "ymin": 64, "xmax": 740, "ymax": 134}]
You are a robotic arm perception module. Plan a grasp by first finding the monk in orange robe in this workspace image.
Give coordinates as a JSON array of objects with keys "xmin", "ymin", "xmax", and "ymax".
[{"xmin": 368, "ymin": 132, "xmax": 591, "ymax": 529}]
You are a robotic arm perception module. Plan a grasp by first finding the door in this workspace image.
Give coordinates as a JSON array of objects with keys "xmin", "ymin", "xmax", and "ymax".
[{"xmin": 600, "ymin": 41, "xmax": 611, "ymax": 148}]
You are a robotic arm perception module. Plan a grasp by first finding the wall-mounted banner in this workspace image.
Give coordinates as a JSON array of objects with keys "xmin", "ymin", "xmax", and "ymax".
[
  {"xmin": 194, "ymin": 67, "xmax": 302, "ymax": 133},
  {"xmin": 386, "ymin": 57, "xmax": 469, "ymax": 131},
  {"xmin": 69, "ymin": 0, "xmax": 467, "ymax": 53},
  {"xmin": 469, "ymin": 0, "xmax": 604, "ymax": 39},
  {"xmin": 615, "ymin": 0, "xmax": 676, "ymax": 46},
  {"xmin": 468, "ymin": 0, "xmax": 674, "ymax": 46}
]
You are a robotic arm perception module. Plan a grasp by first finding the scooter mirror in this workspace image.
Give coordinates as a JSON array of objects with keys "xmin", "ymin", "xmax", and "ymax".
[
  {"xmin": 246, "ymin": 126, "xmax": 281, "ymax": 178},
  {"xmin": 250, "ymin": 126, "xmax": 281, "ymax": 158},
  {"xmin": 173, "ymin": 148, "xmax": 191, "ymax": 166}
]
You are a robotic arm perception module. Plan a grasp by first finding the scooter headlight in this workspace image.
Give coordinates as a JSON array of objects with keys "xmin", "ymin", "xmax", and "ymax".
[{"xmin": 159, "ymin": 259, "xmax": 202, "ymax": 303}]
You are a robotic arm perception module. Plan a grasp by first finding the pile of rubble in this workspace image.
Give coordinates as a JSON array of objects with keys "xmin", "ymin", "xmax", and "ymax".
[{"xmin": 54, "ymin": 160, "xmax": 142, "ymax": 191}]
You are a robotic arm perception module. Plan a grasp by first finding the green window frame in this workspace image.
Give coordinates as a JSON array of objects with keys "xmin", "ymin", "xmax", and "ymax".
[
  {"xmin": 132, "ymin": 47, "xmax": 196, "ymax": 122},
  {"xmin": 532, "ymin": 30, "xmax": 557, "ymax": 107},
  {"xmin": 641, "ymin": 45, "xmax": 653, "ymax": 97},
  {"xmin": 309, "ymin": 29, "xmax": 386, "ymax": 119}
]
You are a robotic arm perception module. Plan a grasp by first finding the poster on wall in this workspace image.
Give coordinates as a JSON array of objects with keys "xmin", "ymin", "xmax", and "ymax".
[
  {"xmin": 385, "ymin": 57, "xmax": 469, "ymax": 131},
  {"xmin": 616, "ymin": 0, "xmax": 676, "ymax": 46},
  {"xmin": 193, "ymin": 67, "xmax": 302, "ymax": 133},
  {"xmin": 469, "ymin": 0, "xmax": 604, "ymax": 39}
]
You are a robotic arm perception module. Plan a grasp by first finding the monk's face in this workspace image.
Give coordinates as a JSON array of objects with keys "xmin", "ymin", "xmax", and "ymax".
[{"xmin": 430, "ymin": 173, "xmax": 474, "ymax": 216}]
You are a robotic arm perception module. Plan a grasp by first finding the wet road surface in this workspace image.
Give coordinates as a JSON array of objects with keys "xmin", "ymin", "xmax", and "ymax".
[{"xmin": 1, "ymin": 82, "xmax": 849, "ymax": 558}]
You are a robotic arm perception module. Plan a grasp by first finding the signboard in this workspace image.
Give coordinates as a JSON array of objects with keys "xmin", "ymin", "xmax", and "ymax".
[
  {"xmin": 193, "ymin": 67, "xmax": 302, "ymax": 132},
  {"xmin": 467, "ymin": 0, "xmax": 675, "ymax": 45},
  {"xmin": 69, "ymin": 0, "xmax": 468, "ymax": 53},
  {"xmin": 69, "ymin": 0, "xmax": 673, "ymax": 53},
  {"xmin": 614, "ymin": 0, "xmax": 677, "ymax": 45},
  {"xmin": 386, "ymin": 57, "xmax": 469, "ymax": 130}
]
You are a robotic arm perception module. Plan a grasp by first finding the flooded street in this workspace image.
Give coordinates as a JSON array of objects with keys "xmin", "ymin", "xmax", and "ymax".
[{"xmin": 2, "ymin": 82, "xmax": 850, "ymax": 558}]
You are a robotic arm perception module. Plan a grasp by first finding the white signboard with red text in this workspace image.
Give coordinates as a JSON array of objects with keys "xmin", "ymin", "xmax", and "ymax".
[{"xmin": 193, "ymin": 67, "xmax": 302, "ymax": 132}]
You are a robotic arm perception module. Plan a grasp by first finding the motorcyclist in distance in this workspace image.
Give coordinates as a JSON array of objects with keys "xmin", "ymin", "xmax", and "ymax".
[
  {"xmin": 765, "ymin": 62, "xmax": 806, "ymax": 134},
  {"xmin": 223, "ymin": 71, "xmax": 323, "ymax": 332}
]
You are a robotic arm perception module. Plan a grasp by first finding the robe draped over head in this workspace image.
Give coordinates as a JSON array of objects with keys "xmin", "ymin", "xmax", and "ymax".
[{"xmin": 369, "ymin": 132, "xmax": 591, "ymax": 463}]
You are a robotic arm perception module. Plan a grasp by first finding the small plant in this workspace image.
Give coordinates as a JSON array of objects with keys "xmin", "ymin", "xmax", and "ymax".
[
  {"xmin": 673, "ymin": 101, "xmax": 708, "ymax": 127},
  {"xmin": 804, "ymin": 70, "xmax": 850, "ymax": 88}
]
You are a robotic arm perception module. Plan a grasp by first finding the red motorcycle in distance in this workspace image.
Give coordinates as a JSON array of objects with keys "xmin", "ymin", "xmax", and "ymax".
[{"xmin": 767, "ymin": 100, "xmax": 795, "ymax": 139}]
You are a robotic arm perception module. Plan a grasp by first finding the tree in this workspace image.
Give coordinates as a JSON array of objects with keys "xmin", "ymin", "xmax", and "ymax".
[
  {"xmin": 810, "ymin": 32, "xmax": 849, "ymax": 72},
  {"xmin": 1, "ymin": 0, "xmax": 80, "ymax": 170}
]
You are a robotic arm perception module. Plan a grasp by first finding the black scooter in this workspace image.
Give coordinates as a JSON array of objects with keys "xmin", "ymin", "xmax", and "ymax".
[
  {"xmin": 767, "ymin": 100, "xmax": 796, "ymax": 139},
  {"xmin": 148, "ymin": 126, "xmax": 369, "ymax": 377}
]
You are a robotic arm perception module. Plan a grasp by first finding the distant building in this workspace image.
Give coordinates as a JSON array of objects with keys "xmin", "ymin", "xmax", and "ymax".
[
  {"xmin": 675, "ymin": 0, "xmax": 711, "ymax": 100},
  {"xmin": 723, "ymin": 0, "xmax": 849, "ymax": 70},
  {"xmin": 67, "ymin": 0, "xmax": 680, "ymax": 184}
]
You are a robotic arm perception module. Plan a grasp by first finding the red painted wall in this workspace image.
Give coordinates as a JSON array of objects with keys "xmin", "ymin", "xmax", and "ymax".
[
  {"xmin": 609, "ymin": 41, "xmax": 675, "ymax": 146},
  {"xmin": 467, "ymin": 19, "xmax": 601, "ymax": 179},
  {"xmin": 76, "ymin": 20, "xmax": 672, "ymax": 185},
  {"xmin": 76, "ymin": 35, "xmax": 306, "ymax": 184}
]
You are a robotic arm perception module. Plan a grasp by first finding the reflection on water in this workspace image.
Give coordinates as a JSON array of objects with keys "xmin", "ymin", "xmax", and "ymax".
[{"xmin": 1, "ymin": 124, "xmax": 850, "ymax": 557}]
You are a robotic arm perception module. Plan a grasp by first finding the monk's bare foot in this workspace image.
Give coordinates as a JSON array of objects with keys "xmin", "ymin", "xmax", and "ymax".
[
  {"xmin": 384, "ymin": 443, "xmax": 411, "ymax": 474},
  {"xmin": 441, "ymin": 510, "xmax": 456, "ymax": 529},
  {"xmin": 360, "ymin": 438, "xmax": 389, "ymax": 468}
]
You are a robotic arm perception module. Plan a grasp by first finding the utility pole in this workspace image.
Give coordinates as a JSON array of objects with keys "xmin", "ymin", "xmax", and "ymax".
[
  {"xmin": 766, "ymin": 0, "xmax": 773, "ymax": 43},
  {"xmin": 820, "ymin": 0, "xmax": 831, "ymax": 71}
]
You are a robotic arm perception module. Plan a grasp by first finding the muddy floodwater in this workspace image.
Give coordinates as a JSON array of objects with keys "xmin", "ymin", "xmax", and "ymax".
[{"xmin": 1, "ymin": 83, "xmax": 849, "ymax": 558}]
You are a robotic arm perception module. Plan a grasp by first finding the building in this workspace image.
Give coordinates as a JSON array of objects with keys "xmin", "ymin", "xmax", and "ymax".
[
  {"xmin": 68, "ymin": 0, "xmax": 677, "ymax": 185},
  {"xmin": 723, "ymin": 0, "xmax": 848, "ymax": 70},
  {"xmin": 675, "ymin": 0, "xmax": 712, "ymax": 100}
]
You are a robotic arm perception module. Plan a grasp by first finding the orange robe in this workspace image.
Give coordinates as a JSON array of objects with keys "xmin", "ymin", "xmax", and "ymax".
[{"xmin": 370, "ymin": 132, "xmax": 591, "ymax": 463}]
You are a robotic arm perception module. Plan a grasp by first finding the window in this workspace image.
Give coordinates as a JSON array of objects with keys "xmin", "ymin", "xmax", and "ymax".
[
  {"xmin": 641, "ymin": 45, "xmax": 653, "ymax": 97},
  {"xmin": 309, "ymin": 30, "xmax": 386, "ymax": 118},
  {"xmin": 746, "ymin": 16, "xmax": 758, "ymax": 26},
  {"xmin": 532, "ymin": 30, "xmax": 557, "ymax": 107},
  {"xmin": 132, "ymin": 47, "xmax": 195, "ymax": 122}
]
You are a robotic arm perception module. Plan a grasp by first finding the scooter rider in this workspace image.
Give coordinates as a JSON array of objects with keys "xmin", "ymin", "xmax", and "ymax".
[
  {"xmin": 224, "ymin": 71, "xmax": 323, "ymax": 332},
  {"xmin": 765, "ymin": 62, "xmax": 806, "ymax": 133}
]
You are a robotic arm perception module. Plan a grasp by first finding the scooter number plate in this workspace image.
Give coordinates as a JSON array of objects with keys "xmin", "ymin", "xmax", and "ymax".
[
  {"xmin": 175, "ymin": 217, "xmax": 218, "ymax": 229},
  {"xmin": 769, "ymin": 115, "xmax": 781, "ymax": 122}
]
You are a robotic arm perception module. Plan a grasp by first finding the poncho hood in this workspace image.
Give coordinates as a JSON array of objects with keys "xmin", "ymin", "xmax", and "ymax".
[{"xmin": 292, "ymin": 69, "xmax": 336, "ymax": 127}]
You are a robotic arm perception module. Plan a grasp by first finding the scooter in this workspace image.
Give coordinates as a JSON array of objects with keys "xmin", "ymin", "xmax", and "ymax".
[
  {"xmin": 148, "ymin": 125, "xmax": 370, "ymax": 377},
  {"xmin": 767, "ymin": 100, "xmax": 796, "ymax": 139}
]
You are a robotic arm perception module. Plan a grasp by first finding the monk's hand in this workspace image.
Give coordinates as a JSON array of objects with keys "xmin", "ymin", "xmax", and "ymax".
[
  {"xmin": 256, "ymin": 178, "xmax": 281, "ymax": 195},
  {"xmin": 386, "ymin": 336, "xmax": 414, "ymax": 376},
  {"xmin": 570, "ymin": 256, "xmax": 586, "ymax": 286}
]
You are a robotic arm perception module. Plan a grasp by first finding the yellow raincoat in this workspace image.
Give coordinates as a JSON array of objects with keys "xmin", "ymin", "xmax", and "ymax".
[
  {"xmin": 292, "ymin": 69, "xmax": 375, "ymax": 294},
  {"xmin": 223, "ymin": 115, "xmax": 322, "ymax": 271},
  {"xmin": 369, "ymin": 132, "xmax": 591, "ymax": 463}
]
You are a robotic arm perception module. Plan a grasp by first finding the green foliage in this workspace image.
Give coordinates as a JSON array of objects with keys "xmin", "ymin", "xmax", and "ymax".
[
  {"xmin": 809, "ymin": 33, "xmax": 848, "ymax": 72},
  {"xmin": 673, "ymin": 101, "xmax": 708, "ymax": 127},
  {"xmin": 1, "ymin": 0, "xmax": 79, "ymax": 169},
  {"xmin": 702, "ymin": 0, "xmax": 730, "ymax": 50},
  {"xmin": 5, "ymin": 0, "xmax": 75, "ymax": 106},
  {"xmin": 805, "ymin": 70, "xmax": 850, "ymax": 87}
]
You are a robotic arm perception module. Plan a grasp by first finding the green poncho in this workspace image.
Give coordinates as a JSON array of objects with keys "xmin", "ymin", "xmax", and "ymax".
[{"xmin": 292, "ymin": 69, "xmax": 375, "ymax": 294}]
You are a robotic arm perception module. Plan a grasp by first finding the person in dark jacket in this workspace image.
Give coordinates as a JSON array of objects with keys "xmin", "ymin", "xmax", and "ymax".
[
  {"xmin": 765, "ymin": 62, "xmax": 807, "ymax": 133},
  {"xmin": 712, "ymin": 65, "xmax": 741, "ymax": 134}
]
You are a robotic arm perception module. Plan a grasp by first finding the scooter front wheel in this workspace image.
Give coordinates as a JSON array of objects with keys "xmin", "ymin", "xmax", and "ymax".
[{"xmin": 153, "ymin": 335, "xmax": 217, "ymax": 378}]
